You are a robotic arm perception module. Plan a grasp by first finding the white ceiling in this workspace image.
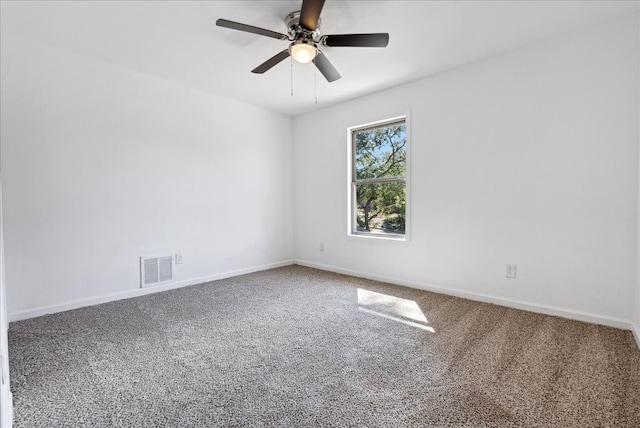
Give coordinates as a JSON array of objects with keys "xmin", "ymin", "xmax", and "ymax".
[{"xmin": 1, "ymin": 1, "xmax": 638, "ymax": 116}]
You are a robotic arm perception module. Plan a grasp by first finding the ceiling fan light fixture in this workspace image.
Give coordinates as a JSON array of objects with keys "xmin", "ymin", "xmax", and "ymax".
[{"xmin": 289, "ymin": 41, "xmax": 316, "ymax": 64}]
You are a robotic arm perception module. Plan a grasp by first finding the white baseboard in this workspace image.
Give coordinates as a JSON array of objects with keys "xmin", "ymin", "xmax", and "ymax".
[
  {"xmin": 9, "ymin": 260, "xmax": 294, "ymax": 322},
  {"xmin": 294, "ymin": 260, "xmax": 633, "ymax": 331},
  {"xmin": 633, "ymin": 322, "xmax": 640, "ymax": 350},
  {"xmin": 10, "ymin": 259, "xmax": 637, "ymax": 340}
]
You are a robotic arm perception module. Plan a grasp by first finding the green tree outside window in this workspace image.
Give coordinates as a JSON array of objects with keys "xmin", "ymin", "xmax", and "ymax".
[{"xmin": 352, "ymin": 120, "xmax": 406, "ymax": 235}]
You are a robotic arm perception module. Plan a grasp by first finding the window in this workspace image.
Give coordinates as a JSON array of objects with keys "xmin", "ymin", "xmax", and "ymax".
[{"xmin": 349, "ymin": 117, "xmax": 407, "ymax": 239}]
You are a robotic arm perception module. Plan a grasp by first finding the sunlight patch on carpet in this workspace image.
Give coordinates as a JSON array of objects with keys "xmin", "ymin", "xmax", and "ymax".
[
  {"xmin": 358, "ymin": 307, "xmax": 436, "ymax": 332},
  {"xmin": 357, "ymin": 288, "xmax": 434, "ymax": 332}
]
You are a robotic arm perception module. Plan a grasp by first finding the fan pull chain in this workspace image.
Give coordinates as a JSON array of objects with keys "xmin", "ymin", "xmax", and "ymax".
[
  {"xmin": 314, "ymin": 64, "xmax": 318, "ymax": 104},
  {"xmin": 290, "ymin": 56, "xmax": 294, "ymax": 97},
  {"xmin": 313, "ymin": 54, "xmax": 318, "ymax": 104}
]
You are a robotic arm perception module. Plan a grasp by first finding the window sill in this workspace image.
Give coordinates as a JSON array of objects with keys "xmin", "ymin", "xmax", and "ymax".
[{"xmin": 347, "ymin": 232, "xmax": 408, "ymax": 243}]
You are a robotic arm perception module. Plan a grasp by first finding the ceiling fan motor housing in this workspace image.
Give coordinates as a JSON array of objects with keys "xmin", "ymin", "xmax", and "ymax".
[{"xmin": 285, "ymin": 11, "xmax": 321, "ymax": 41}]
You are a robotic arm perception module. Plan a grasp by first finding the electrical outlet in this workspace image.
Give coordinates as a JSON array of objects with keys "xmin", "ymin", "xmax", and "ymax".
[
  {"xmin": 506, "ymin": 264, "xmax": 516, "ymax": 279},
  {"xmin": 319, "ymin": 242, "xmax": 325, "ymax": 252},
  {"xmin": 175, "ymin": 253, "xmax": 184, "ymax": 264}
]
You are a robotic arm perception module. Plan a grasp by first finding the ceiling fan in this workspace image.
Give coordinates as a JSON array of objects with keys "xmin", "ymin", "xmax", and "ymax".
[{"xmin": 216, "ymin": 0, "xmax": 389, "ymax": 82}]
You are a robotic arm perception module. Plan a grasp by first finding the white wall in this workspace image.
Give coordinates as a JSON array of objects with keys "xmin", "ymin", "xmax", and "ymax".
[
  {"xmin": 0, "ymin": 177, "xmax": 13, "ymax": 427},
  {"xmin": 0, "ymin": 35, "xmax": 293, "ymax": 319},
  {"xmin": 636, "ymin": 166, "xmax": 640, "ymax": 346},
  {"xmin": 293, "ymin": 14, "xmax": 640, "ymax": 328},
  {"xmin": 636, "ymin": 40, "xmax": 640, "ymax": 346},
  {"xmin": 1, "ymin": 12, "xmax": 638, "ymax": 336}
]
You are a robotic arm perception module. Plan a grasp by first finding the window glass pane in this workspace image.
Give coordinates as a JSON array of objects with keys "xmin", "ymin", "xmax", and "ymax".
[
  {"xmin": 355, "ymin": 123, "xmax": 406, "ymax": 180},
  {"xmin": 355, "ymin": 181, "xmax": 406, "ymax": 235}
]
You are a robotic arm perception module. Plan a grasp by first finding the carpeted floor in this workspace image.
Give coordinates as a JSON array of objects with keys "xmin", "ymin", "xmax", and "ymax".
[{"xmin": 8, "ymin": 265, "xmax": 640, "ymax": 427}]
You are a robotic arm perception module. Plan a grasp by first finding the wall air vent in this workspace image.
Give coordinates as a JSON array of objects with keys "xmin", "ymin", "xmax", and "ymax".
[{"xmin": 140, "ymin": 255, "xmax": 174, "ymax": 288}]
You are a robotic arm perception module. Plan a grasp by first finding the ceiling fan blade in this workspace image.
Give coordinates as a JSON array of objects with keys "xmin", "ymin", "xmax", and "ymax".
[
  {"xmin": 314, "ymin": 50, "xmax": 341, "ymax": 82},
  {"xmin": 322, "ymin": 33, "xmax": 390, "ymax": 47},
  {"xmin": 299, "ymin": 0, "xmax": 325, "ymax": 31},
  {"xmin": 252, "ymin": 50, "xmax": 291, "ymax": 74},
  {"xmin": 216, "ymin": 18, "xmax": 289, "ymax": 41}
]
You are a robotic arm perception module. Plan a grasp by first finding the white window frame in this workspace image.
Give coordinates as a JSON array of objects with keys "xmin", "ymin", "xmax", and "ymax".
[{"xmin": 347, "ymin": 113, "xmax": 410, "ymax": 242}]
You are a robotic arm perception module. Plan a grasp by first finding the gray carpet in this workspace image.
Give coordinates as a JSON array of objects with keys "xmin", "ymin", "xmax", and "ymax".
[{"xmin": 8, "ymin": 265, "xmax": 640, "ymax": 427}]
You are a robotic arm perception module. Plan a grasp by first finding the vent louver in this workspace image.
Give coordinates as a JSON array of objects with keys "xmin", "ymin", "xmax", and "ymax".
[{"xmin": 140, "ymin": 255, "xmax": 174, "ymax": 287}]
